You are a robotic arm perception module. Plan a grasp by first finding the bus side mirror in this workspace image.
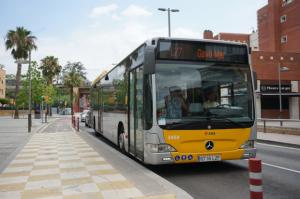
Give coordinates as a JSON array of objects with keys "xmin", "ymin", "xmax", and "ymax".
[
  {"xmin": 105, "ymin": 75, "xmax": 109, "ymax": 81},
  {"xmin": 144, "ymin": 45, "xmax": 155, "ymax": 75},
  {"xmin": 252, "ymin": 71, "xmax": 257, "ymax": 90}
]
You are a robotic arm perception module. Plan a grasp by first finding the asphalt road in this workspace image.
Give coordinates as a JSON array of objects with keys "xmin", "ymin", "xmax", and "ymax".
[
  {"xmin": 149, "ymin": 143, "xmax": 300, "ymax": 199},
  {"xmin": 79, "ymin": 123, "xmax": 300, "ymax": 199}
]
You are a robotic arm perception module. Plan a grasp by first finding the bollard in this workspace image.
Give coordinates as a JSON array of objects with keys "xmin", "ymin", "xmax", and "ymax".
[
  {"xmin": 73, "ymin": 116, "xmax": 75, "ymax": 128},
  {"xmin": 77, "ymin": 117, "xmax": 79, "ymax": 131},
  {"xmin": 249, "ymin": 158, "xmax": 263, "ymax": 199},
  {"xmin": 263, "ymin": 120, "xmax": 266, "ymax": 133}
]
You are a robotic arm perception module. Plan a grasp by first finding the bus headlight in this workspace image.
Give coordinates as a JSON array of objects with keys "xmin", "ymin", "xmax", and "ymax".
[
  {"xmin": 240, "ymin": 140, "xmax": 255, "ymax": 149},
  {"xmin": 147, "ymin": 144, "xmax": 177, "ymax": 153}
]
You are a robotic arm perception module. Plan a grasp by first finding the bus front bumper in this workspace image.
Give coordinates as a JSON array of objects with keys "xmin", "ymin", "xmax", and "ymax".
[
  {"xmin": 241, "ymin": 147, "xmax": 256, "ymax": 159},
  {"xmin": 144, "ymin": 148, "xmax": 256, "ymax": 165}
]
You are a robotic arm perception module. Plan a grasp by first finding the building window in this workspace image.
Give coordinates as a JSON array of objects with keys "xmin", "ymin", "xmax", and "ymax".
[
  {"xmin": 261, "ymin": 95, "xmax": 289, "ymax": 110},
  {"xmin": 281, "ymin": 35, "xmax": 287, "ymax": 43},
  {"xmin": 282, "ymin": 0, "xmax": 293, "ymax": 6},
  {"xmin": 280, "ymin": 15, "xmax": 287, "ymax": 23}
]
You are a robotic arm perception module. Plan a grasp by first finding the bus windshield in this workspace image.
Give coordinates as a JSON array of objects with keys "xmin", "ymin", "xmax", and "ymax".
[{"xmin": 155, "ymin": 62, "xmax": 254, "ymax": 130}]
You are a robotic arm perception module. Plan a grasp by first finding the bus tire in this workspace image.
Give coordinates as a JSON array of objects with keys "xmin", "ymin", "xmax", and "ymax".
[
  {"xmin": 118, "ymin": 124, "xmax": 125, "ymax": 152},
  {"xmin": 93, "ymin": 116, "xmax": 98, "ymax": 136}
]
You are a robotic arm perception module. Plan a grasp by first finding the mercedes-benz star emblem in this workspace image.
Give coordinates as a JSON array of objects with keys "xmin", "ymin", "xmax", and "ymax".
[{"xmin": 205, "ymin": 141, "xmax": 214, "ymax": 150}]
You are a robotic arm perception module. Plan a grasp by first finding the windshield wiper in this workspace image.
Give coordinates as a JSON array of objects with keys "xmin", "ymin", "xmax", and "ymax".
[
  {"xmin": 206, "ymin": 113, "xmax": 248, "ymax": 128},
  {"xmin": 164, "ymin": 119, "xmax": 206, "ymax": 129},
  {"xmin": 165, "ymin": 121, "xmax": 183, "ymax": 125}
]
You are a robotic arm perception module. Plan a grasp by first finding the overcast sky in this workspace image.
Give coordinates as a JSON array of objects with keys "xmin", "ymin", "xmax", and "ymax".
[{"xmin": 0, "ymin": 0, "xmax": 268, "ymax": 81}]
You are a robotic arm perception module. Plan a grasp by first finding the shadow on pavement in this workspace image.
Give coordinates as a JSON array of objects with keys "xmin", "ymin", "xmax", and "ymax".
[{"xmin": 147, "ymin": 161, "xmax": 247, "ymax": 177}]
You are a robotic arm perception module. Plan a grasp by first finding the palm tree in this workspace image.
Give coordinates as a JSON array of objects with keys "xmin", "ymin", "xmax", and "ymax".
[
  {"xmin": 40, "ymin": 56, "xmax": 61, "ymax": 116},
  {"xmin": 40, "ymin": 56, "xmax": 61, "ymax": 85},
  {"xmin": 5, "ymin": 27, "xmax": 37, "ymax": 119},
  {"xmin": 63, "ymin": 62, "xmax": 86, "ymax": 115}
]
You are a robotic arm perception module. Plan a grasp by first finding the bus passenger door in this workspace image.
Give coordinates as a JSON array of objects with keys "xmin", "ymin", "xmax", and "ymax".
[{"xmin": 129, "ymin": 67, "xmax": 144, "ymax": 160}]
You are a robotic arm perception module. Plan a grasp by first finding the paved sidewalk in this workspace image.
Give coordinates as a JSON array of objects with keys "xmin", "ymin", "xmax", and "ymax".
[
  {"xmin": 0, "ymin": 119, "xmax": 176, "ymax": 199},
  {"xmin": 257, "ymin": 131, "xmax": 300, "ymax": 147},
  {"xmin": 0, "ymin": 117, "xmax": 56, "ymax": 173}
]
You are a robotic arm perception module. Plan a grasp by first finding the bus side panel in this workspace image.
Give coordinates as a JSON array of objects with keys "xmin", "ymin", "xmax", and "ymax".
[
  {"xmin": 102, "ymin": 112, "xmax": 127, "ymax": 145},
  {"xmin": 93, "ymin": 110, "xmax": 98, "ymax": 131}
]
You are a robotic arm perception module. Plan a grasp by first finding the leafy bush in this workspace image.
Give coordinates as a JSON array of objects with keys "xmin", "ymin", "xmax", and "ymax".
[{"xmin": 0, "ymin": 98, "xmax": 10, "ymax": 105}]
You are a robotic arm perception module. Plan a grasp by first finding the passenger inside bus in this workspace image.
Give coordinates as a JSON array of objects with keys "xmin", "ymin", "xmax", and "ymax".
[
  {"xmin": 165, "ymin": 86, "xmax": 188, "ymax": 119},
  {"xmin": 203, "ymin": 88, "xmax": 220, "ymax": 109}
]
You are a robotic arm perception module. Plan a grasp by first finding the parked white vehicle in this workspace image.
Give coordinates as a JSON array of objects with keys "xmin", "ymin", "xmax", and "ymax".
[{"xmin": 80, "ymin": 110, "xmax": 89, "ymax": 122}]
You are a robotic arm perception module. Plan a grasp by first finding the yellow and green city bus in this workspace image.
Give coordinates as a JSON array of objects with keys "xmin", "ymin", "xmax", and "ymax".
[{"xmin": 90, "ymin": 38, "xmax": 256, "ymax": 164}]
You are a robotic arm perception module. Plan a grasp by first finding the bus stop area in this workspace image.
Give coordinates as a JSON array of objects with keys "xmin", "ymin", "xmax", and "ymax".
[{"xmin": 0, "ymin": 116, "xmax": 191, "ymax": 199}]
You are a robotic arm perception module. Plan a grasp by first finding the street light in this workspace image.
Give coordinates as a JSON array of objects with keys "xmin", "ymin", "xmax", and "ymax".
[
  {"xmin": 28, "ymin": 50, "xmax": 32, "ymax": 132},
  {"xmin": 158, "ymin": 8, "xmax": 179, "ymax": 37},
  {"xmin": 278, "ymin": 64, "xmax": 289, "ymax": 120},
  {"xmin": 15, "ymin": 51, "xmax": 32, "ymax": 132}
]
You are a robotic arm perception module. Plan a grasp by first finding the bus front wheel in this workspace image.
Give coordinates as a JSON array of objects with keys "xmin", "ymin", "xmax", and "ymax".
[{"xmin": 118, "ymin": 125, "xmax": 125, "ymax": 152}]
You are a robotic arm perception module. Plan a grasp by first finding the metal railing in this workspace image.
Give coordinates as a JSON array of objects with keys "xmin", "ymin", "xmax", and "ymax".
[{"xmin": 257, "ymin": 118, "xmax": 300, "ymax": 133}]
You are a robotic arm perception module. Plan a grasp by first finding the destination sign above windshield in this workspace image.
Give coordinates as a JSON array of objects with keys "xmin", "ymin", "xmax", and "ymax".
[{"xmin": 157, "ymin": 40, "xmax": 248, "ymax": 64}]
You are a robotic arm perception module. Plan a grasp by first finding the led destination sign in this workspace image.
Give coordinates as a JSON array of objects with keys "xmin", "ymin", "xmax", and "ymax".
[{"xmin": 157, "ymin": 40, "xmax": 248, "ymax": 64}]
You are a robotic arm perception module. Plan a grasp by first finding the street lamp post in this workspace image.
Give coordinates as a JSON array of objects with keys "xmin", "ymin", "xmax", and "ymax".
[
  {"xmin": 28, "ymin": 50, "xmax": 32, "ymax": 132},
  {"xmin": 15, "ymin": 55, "xmax": 32, "ymax": 132},
  {"xmin": 278, "ymin": 63, "xmax": 289, "ymax": 121},
  {"xmin": 158, "ymin": 8, "xmax": 179, "ymax": 37}
]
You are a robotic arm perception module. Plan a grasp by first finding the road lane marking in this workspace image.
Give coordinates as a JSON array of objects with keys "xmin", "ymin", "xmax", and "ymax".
[
  {"xmin": 262, "ymin": 162, "xmax": 300, "ymax": 174},
  {"xmin": 243, "ymin": 159, "xmax": 300, "ymax": 174},
  {"xmin": 256, "ymin": 143, "xmax": 300, "ymax": 151}
]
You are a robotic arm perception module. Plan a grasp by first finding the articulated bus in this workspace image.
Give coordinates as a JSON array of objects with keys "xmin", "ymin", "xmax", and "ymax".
[{"xmin": 90, "ymin": 38, "xmax": 256, "ymax": 165}]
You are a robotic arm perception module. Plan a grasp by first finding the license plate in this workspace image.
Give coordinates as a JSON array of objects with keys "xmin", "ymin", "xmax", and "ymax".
[{"xmin": 198, "ymin": 155, "xmax": 221, "ymax": 162}]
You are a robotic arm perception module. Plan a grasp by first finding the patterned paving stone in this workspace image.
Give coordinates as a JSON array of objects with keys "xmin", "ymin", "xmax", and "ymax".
[{"xmin": 0, "ymin": 130, "xmax": 143, "ymax": 198}]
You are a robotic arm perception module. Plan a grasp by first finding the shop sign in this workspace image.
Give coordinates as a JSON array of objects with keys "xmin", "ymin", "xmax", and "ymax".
[{"xmin": 260, "ymin": 85, "xmax": 291, "ymax": 93}]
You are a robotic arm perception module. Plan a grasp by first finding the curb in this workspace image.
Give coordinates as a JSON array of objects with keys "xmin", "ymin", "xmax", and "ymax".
[
  {"xmin": 76, "ymin": 125, "xmax": 193, "ymax": 199},
  {"xmin": 34, "ymin": 118, "xmax": 58, "ymax": 134},
  {"xmin": 257, "ymin": 139, "xmax": 300, "ymax": 149}
]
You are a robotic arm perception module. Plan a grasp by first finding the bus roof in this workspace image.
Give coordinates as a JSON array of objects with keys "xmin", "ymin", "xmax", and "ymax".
[
  {"xmin": 91, "ymin": 37, "xmax": 249, "ymax": 86},
  {"xmin": 146, "ymin": 37, "xmax": 249, "ymax": 47},
  {"xmin": 91, "ymin": 70, "xmax": 108, "ymax": 87}
]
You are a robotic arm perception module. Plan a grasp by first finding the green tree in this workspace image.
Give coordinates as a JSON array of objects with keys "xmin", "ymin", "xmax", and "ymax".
[
  {"xmin": 52, "ymin": 86, "xmax": 70, "ymax": 109},
  {"xmin": 5, "ymin": 27, "xmax": 37, "ymax": 118},
  {"xmin": 63, "ymin": 61, "xmax": 86, "ymax": 115},
  {"xmin": 18, "ymin": 62, "xmax": 45, "ymax": 107}
]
